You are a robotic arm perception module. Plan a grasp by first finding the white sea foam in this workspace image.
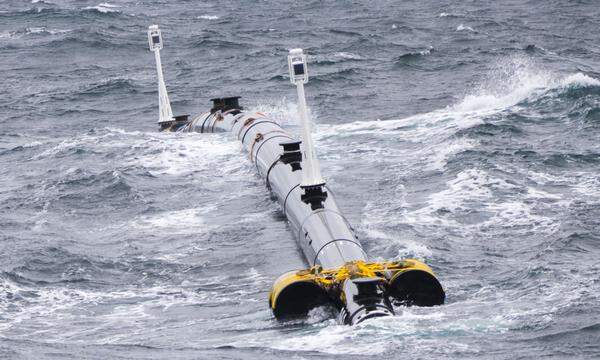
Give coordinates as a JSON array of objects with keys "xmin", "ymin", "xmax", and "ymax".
[
  {"xmin": 231, "ymin": 308, "xmax": 503, "ymax": 356},
  {"xmin": 84, "ymin": 3, "xmax": 120, "ymax": 13},
  {"xmin": 456, "ymin": 24, "xmax": 475, "ymax": 32},
  {"xmin": 483, "ymin": 201, "xmax": 559, "ymax": 234},
  {"xmin": 25, "ymin": 27, "xmax": 70, "ymax": 35},
  {"xmin": 419, "ymin": 46, "xmax": 434, "ymax": 55},
  {"xmin": 245, "ymin": 99, "xmax": 301, "ymax": 127},
  {"xmin": 559, "ymin": 72, "xmax": 600, "ymax": 88},
  {"xmin": 453, "ymin": 58, "xmax": 599, "ymax": 114},
  {"xmin": 334, "ymin": 51, "xmax": 362, "ymax": 60},
  {"xmin": 131, "ymin": 206, "xmax": 216, "ymax": 234},
  {"xmin": 198, "ymin": 15, "xmax": 219, "ymax": 20},
  {"xmin": 128, "ymin": 132, "xmax": 241, "ymax": 176},
  {"xmin": 0, "ymin": 31, "xmax": 15, "ymax": 39}
]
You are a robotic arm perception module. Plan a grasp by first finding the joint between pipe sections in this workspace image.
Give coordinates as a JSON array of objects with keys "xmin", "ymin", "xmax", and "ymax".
[
  {"xmin": 283, "ymin": 183, "xmax": 301, "ymax": 218},
  {"xmin": 298, "ymin": 208, "xmax": 354, "ymax": 243},
  {"xmin": 241, "ymin": 120, "xmax": 283, "ymax": 144},
  {"xmin": 230, "ymin": 113, "xmax": 246, "ymax": 131},
  {"xmin": 200, "ymin": 112, "xmax": 214, "ymax": 133},
  {"xmin": 312, "ymin": 239, "xmax": 366, "ymax": 267},
  {"xmin": 265, "ymin": 159, "xmax": 281, "ymax": 190},
  {"xmin": 188, "ymin": 113, "xmax": 208, "ymax": 132},
  {"xmin": 236, "ymin": 116, "xmax": 257, "ymax": 139},
  {"xmin": 211, "ymin": 112, "xmax": 224, "ymax": 132}
]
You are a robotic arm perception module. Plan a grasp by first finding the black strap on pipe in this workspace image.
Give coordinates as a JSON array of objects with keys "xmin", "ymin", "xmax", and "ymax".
[
  {"xmin": 200, "ymin": 113, "xmax": 213, "ymax": 133},
  {"xmin": 265, "ymin": 159, "xmax": 281, "ymax": 190},
  {"xmin": 283, "ymin": 183, "xmax": 301, "ymax": 218}
]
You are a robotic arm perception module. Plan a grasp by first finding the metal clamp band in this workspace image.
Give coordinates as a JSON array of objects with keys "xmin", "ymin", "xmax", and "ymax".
[
  {"xmin": 265, "ymin": 159, "xmax": 280, "ymax": 190},
  {"xmin": 240, "ymin": 120, "xmax": 282, "ymax": 144},
  {"xmin": 200, "ymin": 112, "xmax": 213, "ymax": 133},
  {"xmin": 230, "ymin": 113, "xmax": 246, "ymax": 131},
  {"xmin": 283, "ymin": 183, "xmax": 301, "ymax": 218},
  {"xmin": 313, "ymin": 239, "xmax": 365, "ymax": 266},
  {"xmin": 236, "ymin": 117, "xmax": 257, "ymax": 138},
  {"xmin": 211, "ymin": 112, "xmax": 224, "ymax": 132}
]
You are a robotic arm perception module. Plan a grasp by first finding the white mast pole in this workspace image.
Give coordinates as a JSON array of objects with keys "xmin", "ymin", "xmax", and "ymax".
[
  {"xmin": 148, "ymin": 25, "xmax": 174, "ymax": 124},
  {"xmin": 288, "ymin": 48, "xmax": 324, "ymax": 187}
]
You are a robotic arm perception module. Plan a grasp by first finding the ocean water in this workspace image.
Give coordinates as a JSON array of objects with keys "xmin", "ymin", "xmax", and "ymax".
[{"xmin": 1, "ymin": 0, "xmax": 599, "ymax": 359}]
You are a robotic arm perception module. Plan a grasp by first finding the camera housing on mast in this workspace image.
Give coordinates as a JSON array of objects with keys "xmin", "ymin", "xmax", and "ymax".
[
  {"xmin": 288, "ymin": 48, "xmax": 308, "ymax": 84},
  {"xmin": 148, "ymin": 25, "xmax": 163, "ymax": 51}
]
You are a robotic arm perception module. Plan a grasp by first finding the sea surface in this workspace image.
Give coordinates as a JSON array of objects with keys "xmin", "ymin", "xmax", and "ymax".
[{"xmin": 1, "ymin": 0, "xmax": 599, "ymax": 359}]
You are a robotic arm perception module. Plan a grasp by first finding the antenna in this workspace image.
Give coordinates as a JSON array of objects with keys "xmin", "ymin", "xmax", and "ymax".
[
  {"xmin": 148, "ymin": 25, "xmax": 174, "ymax": 124},
  {"xmin": 288, "ymin": 48, "xmax": 327, "ymax": 210}
]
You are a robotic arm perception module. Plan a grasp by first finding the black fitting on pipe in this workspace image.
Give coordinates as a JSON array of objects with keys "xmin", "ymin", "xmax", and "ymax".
[
  {"xmin": 300, "ymin": 183, "xmax": 328, "ymax": 210},
  {"xmin": 279, "ymin": 140, "xmax": 302, "ymax": 171},
  {"xmin": 210, "ymin": 96, "xmax": 242, "ymax": 114}
]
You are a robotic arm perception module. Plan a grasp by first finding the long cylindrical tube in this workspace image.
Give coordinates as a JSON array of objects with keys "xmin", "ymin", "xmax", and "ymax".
[
  {"xmin": 181, "ymin": 109, "xmax": 366, "ymax": 269},
  {"xmin": 149, "ymin": 36, "xmax": 445, "ymax": 324}
]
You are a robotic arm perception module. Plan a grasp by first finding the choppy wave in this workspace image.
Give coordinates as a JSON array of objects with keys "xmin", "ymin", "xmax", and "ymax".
[{"xmin": 83, "ymin": 3, "xmax": 120, "ymax": 14}]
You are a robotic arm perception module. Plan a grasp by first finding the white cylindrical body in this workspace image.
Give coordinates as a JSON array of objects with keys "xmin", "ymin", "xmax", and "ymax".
[{"xmin": 180, "ymin": 110, "xmax": 366, "ymax": 269}]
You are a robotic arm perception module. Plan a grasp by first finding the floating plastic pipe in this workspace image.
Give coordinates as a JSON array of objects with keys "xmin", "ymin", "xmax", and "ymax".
[{"xmin": 151, "ymin": 37, "xmax": 445, "ymax": 324}]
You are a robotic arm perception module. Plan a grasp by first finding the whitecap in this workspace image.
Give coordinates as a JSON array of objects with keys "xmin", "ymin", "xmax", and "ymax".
[
  {"xmin": 25, "ymin": 27, "xmax": 70, "ymax": 35},
  {"xmin": 456, "ymin": 24, "xmax": 475, "ymax": 32},
  {"xmin": 419, "ymin": 45, "xmax": 434, "ymax": 55},
  {"xmin": 559, "ymin": 72, "xmax": 600, "ymax": 88},
  {"xmin": 334, "ymin": 51, "xmax": 362, "ymax": 60},
  {"xmin": 198, "ymin": 15, "xmax": 219, "ymax": 20},
  {"xmin": 83, "ymin": 3, "xmax": 120, "ymax": 13}
]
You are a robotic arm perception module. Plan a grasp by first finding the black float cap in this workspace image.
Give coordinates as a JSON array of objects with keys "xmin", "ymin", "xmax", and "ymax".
[
  {"xmin": 174, "ymin": 114, "xmax": 189, "ymax": 122},
  {"xmin": 388, "ymin": 270, "xmax": 445, "ymax": 307},
  {"xmin": 210, "ymin": 96, "xmax": 242, "ymax": 114},
  {"xmin": 271, "ymin": 281, "xmax": 330, "ymax": 320}
]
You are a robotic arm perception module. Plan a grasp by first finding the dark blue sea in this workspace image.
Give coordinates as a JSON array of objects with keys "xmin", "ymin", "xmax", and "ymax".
[{"xmin": 1, "ymin": 0, "xmax": 599, "ymax": 359}]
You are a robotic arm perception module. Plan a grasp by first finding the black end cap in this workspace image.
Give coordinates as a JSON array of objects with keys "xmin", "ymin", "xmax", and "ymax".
[
  {"xmin": 388, "ymin": 270, "xmax": 445, "ymax": 307},
  {"xmin": 272, "ymin": 281, "xmax": 330, "ymax": 320}
]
